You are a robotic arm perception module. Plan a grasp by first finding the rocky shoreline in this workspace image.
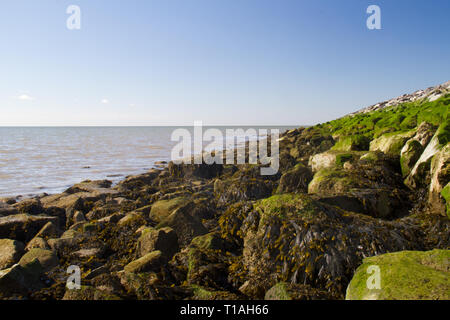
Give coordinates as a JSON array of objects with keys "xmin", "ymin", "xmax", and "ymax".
[{"xmin": 0, "ymin": 82, "xmax": 449, "ymax": 300}]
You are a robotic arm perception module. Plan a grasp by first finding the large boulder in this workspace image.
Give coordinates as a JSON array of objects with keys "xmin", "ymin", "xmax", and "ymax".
[
  {"xmin": 331, "ymin": 135, "xmax": 371, "ymax": 151},
  {"xmin": 64, "ymin": 180, "xmax": 113, "ymax": 194},
  {"xmin": 156, "ymin": 204, "xmax": 208, "ymax": 247},
  {"xmin": 405, "ymin": 120, "xmax": 449, "ymax": 189},
  {"xmin": 346, "ymin": 249, "xmax": 449, "ymax": 300},
  {"xmin": 115, "ymin": 169, "xmax": 160, "ymax": 191},
  {"xmin": 0, "ymin": 202, "xmax": 18, "ymax": 217},
  {"xmin": 136, "ymin": 227, "xmax": 179, "ymax": 260},
  {"xmin": 308, "ymin": 166, "xmax": 409, "ymax": 219},
  {"xmin": 400, "ymin": 140, "xmax": 423, "ymax": 177},
  {"xmin": 369, "ymin": 130, "xmax": 415, "ymax": 156},
  {"xmin": 0, "ymin": 214, "xmax": 59, "ymax": 242},
  {"xmin": 239, "ymin": 194, "xmax": 424, "ymax": 298},
  {"xmin": 308, "ymin": 149, "xmax": 412, "ymax": 219},
  {"xmin": 411, "ymin": 122, "xmax": 437, "ymax": 147},
  {"xmin": 0, "ymin": 259, "xmax": 44, "ymax": 296},
  {"xmin": 124, "ymin": 251, "xmax": 164, "ymax": 273},
  {"xmin": 149, "ymin": 197, "xmax": 189, "ymax": 223},
  {"xmin": 169, "ymin": 161, "xmax": 223, "ymax": 179},
  {"xmin": 277, "ymin": 164, "xmax": 313, "ymax": 194},
  {"xmin": 308, "ymin": 151, "xmax": 361, "ymax": 173},
  {"xmin": 0, "ymin": 239, "xmax": 25, "ymax": 269},
  {"xmin": 13, "ymin": 199, "xmax": 44, "ymax": 215},
  {"xmin": 214, "ymin": 177, "xmax": 275, "ymax": 205},
  {"xmin": 18, "ymin": 248, "xmax": 59, "ymax": 272}
]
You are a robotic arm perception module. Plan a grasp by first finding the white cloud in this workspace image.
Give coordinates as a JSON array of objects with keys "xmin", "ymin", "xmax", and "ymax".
[
  {"xmin": 17, "ymin": 94, "xmax": 35, "ymax": 101},
  {"xmin": 101, "ymin": 99, "xmax": 109, "ymax": 104}
]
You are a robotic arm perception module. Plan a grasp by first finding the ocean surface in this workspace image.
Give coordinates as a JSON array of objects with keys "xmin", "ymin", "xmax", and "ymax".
[{"xmin": 0, "ymin": 126, "xmax": 295, "ymax": 198}]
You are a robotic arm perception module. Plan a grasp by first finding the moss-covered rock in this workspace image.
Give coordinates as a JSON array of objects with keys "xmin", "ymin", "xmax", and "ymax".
[
  {"xmin": 331, "ymin": 135, "xmax": 371, "ymax": 151},
  {"xmin": 242, "ymin": 193, "xmax": 424, "ymax": 298},
  {"xmin": 369, "ymin": 130, "xmax": 415, "ymax": 156},
  {"xmin": 149, "ymin": 197, "xmax": 189, "ymax": 223},
  {"xmin": 442, "ymin": 183, "xmax": 450, "ymax": 218},
  {"xmin": 308, "ymin": 167, "xmax": 366, "ymax": 195},
  {"xmin": 19, "ymin": 248, "xmax": 59, "ymax": 272},
  {"xmin": 346, "ymin": 249, "xmax": 450, "ymax": 300}
]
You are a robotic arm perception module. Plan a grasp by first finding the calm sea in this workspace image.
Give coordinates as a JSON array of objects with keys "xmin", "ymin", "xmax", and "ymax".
[{"xmin": 0, "ymin": 126, "xmax": 295, "ymax": 198}]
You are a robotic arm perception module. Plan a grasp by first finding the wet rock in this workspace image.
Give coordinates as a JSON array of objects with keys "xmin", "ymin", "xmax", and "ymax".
[
  {"xmin": 277, "ymin": 163, "xmax": 313, "ymax": 194},
  {"xmin": 64, "ymin": 180, "xmax": 112, "ymax": 194},
  {"xmin": 265, "ymin": 282, "xmax": 335, "ymax": 300},
  {"xmin": 25, "ymin": 237, "xmax": 50, "ymax": 251},
  {"xmin": 13, "ymin": 198, "xmax": 43, "ymax": 215},
  {"xmin": 308, "ymin": 155, "xmax": 410, "ymax": 219},
  {"xmin": 0, "ymin": 259, "xmax": 44, "ymax": 296},
  {"xmin": 149, "ymin": 197, "xmax": 189, "ymax": 223},
  {"xmin": 169, "ymin": 161, "xmax": 223, "ymax": 179},
  {"xmin": 34, "ymin": 221, "xmax": 60, "ymax": 239},
  {"xmin": 214, "ymin": 177, "xmax": 274, "ymax": 205},
  {"xmin": 156, "ymin": 204, "xmax": 208, "ymax": 247},
  {"xmin": 97, "ymin": 212, "xmax": 125, "ymax": 224},
  {"xmin": 240, "ymin": 194, "xmax": 424, "ymax": 298},
  {"xmin": 19, "ymin": 248, "xmax": 59, "ymax": 272},
  {"xmin": 190, "ymin": 232, "xmax": 233, "ymax": 252},
  {"xmin": 115, "ymin": 169, "xmax": 160, "ymax": 191},
  {"xmin": 171, "ymin": 246, "xmax": 232, "ymax": 290},
  {"xmin": 137, "ymin": 227, "xmax": 179, "ymax": 260},
  {"xmin": 63, "ymin": 285, "xmax": 121, "ymax": 300},
  {"xmin": 0, "ymin": 202, "xmax": 18, "ymax": 217},
  {"xmin": 346, "ymin": 249, "xmax": 449, "ymax": 300},
  {"xmin": 117, "ymin": 212, "xmax": 146, "ymax": 228},
  {"xmin": 0, "ymin": 239, "xmax": 25, "ymax": 269},
  {"xmin": 0, "ymin": 214, "xmax": 59, "ymax": 242},
  {"xmin": 124, "ymin": 250, "xmax": 164, "ymax": 273},
  {"xmin": 73, "ymin": 211, "xmax": 86, "ymax": 224},
  {"xmin": 40, "ymin": 193, "xmax": 91, "ymax": 211}
]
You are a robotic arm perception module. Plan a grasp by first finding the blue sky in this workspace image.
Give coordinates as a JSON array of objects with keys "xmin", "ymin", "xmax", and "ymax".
[{"xmin": 0, "ymin": 0, "xmax": 449, "ymax": 126}]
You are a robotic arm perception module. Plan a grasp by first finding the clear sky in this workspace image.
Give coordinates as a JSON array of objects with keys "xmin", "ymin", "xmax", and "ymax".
[{"xmin": 0, "ymin": 0, "xmax": 449, "ymax": 126}]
